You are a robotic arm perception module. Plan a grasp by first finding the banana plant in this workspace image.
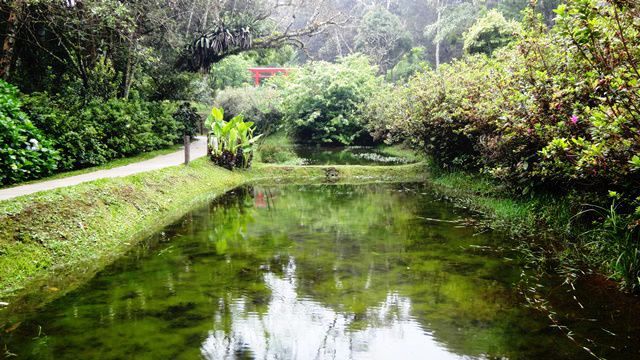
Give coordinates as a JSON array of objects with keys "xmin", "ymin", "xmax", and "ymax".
[{"xmin": 206, "ymin": 107, "xmax": 262, "ymax": 169}]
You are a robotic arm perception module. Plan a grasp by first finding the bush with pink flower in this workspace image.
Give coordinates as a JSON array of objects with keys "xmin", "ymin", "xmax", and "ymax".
[{"xmin": 366, "ymin": 0, "xmax": 640, "ymax": 195}]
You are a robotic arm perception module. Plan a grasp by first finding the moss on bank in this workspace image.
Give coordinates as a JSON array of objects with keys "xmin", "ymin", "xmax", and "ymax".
[
  {"xmin": 423, "ymin": 167, "xmax": 634, "ymax": 291},
  {"xmin": 0, "ymin": 160, "xmax": 426, "ymax": 305},
  {"xmin": 427, "ymin": 170, "xmax": 575, "ymax": 237}
]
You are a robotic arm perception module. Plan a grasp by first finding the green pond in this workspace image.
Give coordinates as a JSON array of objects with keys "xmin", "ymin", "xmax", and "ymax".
[
  {"xmin": 294, "ymin": 146, "xmax": 411, "ymax": 166},
  {"xmin": 2, "ymin": 183, "xmax": 640, "ymax": 359}
]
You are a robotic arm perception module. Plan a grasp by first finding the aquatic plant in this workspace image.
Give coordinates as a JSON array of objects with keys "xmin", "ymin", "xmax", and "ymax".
[
  {"xmin": 205, "ymin": 107, "xmax": 262, "ymax": 170},
  {"xmin": 580, "ymin": 198, "xmax": 640, "ymax": 293}
]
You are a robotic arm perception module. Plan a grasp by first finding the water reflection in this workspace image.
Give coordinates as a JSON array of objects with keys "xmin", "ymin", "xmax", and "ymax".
[
  {"xmin": 201, "ymin": 257, "xmax": 459, "ymax": 360},
  {"xmin": 3, "ymin": 184, "xmax": 640, "ymax": 359},
  {"xmin": 293, "ymin": 146, "xmax": 412, "ymax": 166}
]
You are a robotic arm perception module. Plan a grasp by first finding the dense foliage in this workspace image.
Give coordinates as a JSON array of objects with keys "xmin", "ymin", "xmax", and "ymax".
[
  {"xmin": 210, "ymin": 55, "xmax": 255, "ymax": 90},
  {"xmin": 369, "ymin": 3, "xmax": 640, "ymax": 194},
  {"xmin": 173, "ymin": 102, "xmax": 201, "ymax": 138},
  {"xmin": 23, "ymin": 93, "xmax": 181, "ymax": 171},
  {"xmin": 215, "ymin": 86, "xmax": 283, "ymax": 134},
  {"xmin": 365, "ymin": 0, "xmax": 640, "ymax": 290},
  {"xmin": 386, "ymin": 47, "xmax": 430, "ymax": 83},
  {"xmin": 0, "ymin": 0, "xmax": 334, "ymax": 184},
  {"xmin": 0, "ymin": 81, "xmax": 58, "ymax": 185},
  {"xmin": 463, "ymin": 10, "xmax": 520, "ymax": 55},
  {"xmin": 278, "ymin": 55, "xmax": 381, "ymax": 145}
]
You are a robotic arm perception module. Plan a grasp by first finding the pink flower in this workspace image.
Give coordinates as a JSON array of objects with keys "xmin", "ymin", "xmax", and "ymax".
[{"xmin": 570, "ymin": 115, "xmax": 579, "ymax": 125}]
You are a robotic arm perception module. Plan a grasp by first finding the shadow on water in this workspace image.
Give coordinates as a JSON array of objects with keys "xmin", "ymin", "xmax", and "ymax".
[{"xmin": 2, "ymin": 183, "xmax": 640, "ymax": 359}]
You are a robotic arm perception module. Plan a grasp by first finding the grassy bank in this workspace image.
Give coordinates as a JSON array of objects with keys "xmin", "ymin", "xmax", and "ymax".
[
  {"xmin": 255, "ymin": 131, "xmax": 304, "ymax": 165},
  {"xmin": 428, "ymin": 169, "xmax": 574, "ymax": 237},
  {"xmin": 425, "ymin": 166, "xmax": 636, "ymax": 291},
  {"xmin": 255, "ymin": 131, "xmax": 423, "ymax": 166},
  {"xmin": 0, "ymin": 159, "xmax": 426, "ymax": 308}
]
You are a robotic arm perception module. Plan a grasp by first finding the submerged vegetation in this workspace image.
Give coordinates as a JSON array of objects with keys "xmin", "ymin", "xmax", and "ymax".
[
  {"xmin": 2, "ymin": 0, "xmax": 640, "ymax": 357},
  {"xmin": 361, "ymin": 1, "xmax": 640, "ymax": 292},
  {"xmin": 7, "ymin": 183, "xmax": 630, "ymax": 359},
  {"xmin": 0, "ymin": 159, "xmax": 426, "ymax": 299}
]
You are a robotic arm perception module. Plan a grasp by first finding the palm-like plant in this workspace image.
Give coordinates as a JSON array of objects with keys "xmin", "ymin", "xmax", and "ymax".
[
  {"xmin": 187, "ymin": 26, "xmax": 253, "ymax": 72},
  {"xmin": 206, "ymin": 107, "xmax": 262, "ymax": 169}
]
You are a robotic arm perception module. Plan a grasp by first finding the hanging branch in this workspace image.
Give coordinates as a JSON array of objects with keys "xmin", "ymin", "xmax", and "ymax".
[
  {"xmin": 185, "ymin": 25, "xmax": 253, "ymax": 72},
  {"xmin": 179, "ymin": 0, "xmax": 349, "ymax": 72}
]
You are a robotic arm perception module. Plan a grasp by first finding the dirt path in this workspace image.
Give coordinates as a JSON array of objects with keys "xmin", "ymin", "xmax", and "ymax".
[{"xmin": 0, "ymin": 137, "xmax": 208, "ymax": 201}]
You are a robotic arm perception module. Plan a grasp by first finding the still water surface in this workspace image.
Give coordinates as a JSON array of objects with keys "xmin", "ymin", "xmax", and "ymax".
[
  {"xmin": 2, "ymin": 184, "xmax": 640, "ymax": 359},
  {"xmin": 293, "ymin": 146, "xmax": 411, "ymax": 166}
]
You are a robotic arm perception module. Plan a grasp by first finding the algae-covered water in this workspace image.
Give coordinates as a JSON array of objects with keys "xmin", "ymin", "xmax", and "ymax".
[
  {"xmin": 2, "ymin": 184, "xmax": 640, "ymax": 359},
  {"xmin": 294, "ymin": 146, "xmax": 411, "ymax": 166}
]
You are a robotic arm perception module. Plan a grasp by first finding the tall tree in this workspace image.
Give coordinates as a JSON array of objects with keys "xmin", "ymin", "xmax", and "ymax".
[
  {"xmin": 0, "ymin": 0, "xmax": 346, "ymax": 98},
  {"xmin": 182, "ymin": 0, "xmax": 349, "ymax": 72},
  {"xmin": 0, "ymin": 0, "xmax": 23, "ymax": 79},
  {"xmin": 354, "ymin": 6, "xmax": 411, "ymax": 71},
  {"xmin": 424, "ymin": 0, "xmax": 480, "ymax": 68}
]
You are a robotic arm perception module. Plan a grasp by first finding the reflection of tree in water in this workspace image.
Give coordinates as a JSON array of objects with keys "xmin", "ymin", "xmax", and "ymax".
[
  {"xmin": 200, "ymin": 257, "xmax": 460, "ymax": 360},
  {"xmin": 210, "ymin": 184, "xmax": 567, "ymax": 359},
  {"xmin": 3, "ymin": 184, "xmax": 587, "ymax": 359}
]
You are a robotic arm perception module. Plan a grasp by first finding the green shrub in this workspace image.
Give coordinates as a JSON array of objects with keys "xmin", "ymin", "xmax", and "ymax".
[
  {"xmin": 25, "ymin": 93, "xmax": 181, "ymax": 170},
  {"xmin": 0, "ymin": 80, "xmax": 58, "ymax": 185},
  {"xmin": 278, "ymin": 54, "xmax": 382, "ymax": 145},
  {"xmin": 368, "ymin": 2, "xmax": 640, "ymax": 193},
  {"xmin": 173, "ymin": 102, "xmax": 202, "ymax": 138},
  {"xmin": 366, "ymin": 55, "xmax": 501, "ymax": 170},
  {"xmin": 215, "ymin": 86, "xmax": 283, "ymax": 133},
  {"xmin": 210, "ymin": 55, "xmax": 254, "ymax": 90},
  {"xmin": 78, "ymin": 99, "xmax": 181, "ymax": 161},
  {"xmin": 463, "ymin": 10, "xmax": 520, "ymax": 55},
  {"xmin": 147, "ymin": 101, "xmax": 181, "ymax": 147},
  {"xmin": 25, "ymin": 93, "xmax": 110, "ymax": 169}
]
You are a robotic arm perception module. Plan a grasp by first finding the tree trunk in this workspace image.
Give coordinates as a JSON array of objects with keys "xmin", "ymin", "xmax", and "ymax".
[
  {"xmin": 121, "ymin": 38, "xmax": 138, "ymax": 99},
  {"xmin": 334, "ymin": 28, "xmax": 342, "ymax": 57},
  {"xmin": 122, "ymin": 55, "xmax": 133, "ymax": 99},
  {"xmin": 435, "ymin": 6, "xmax": 441, "ymax": 70},
  {"xmin": 202, "ymin": 0, "xmax": 212, "ymax": 31},
  {"xmin": 0, "ymin": 2, "xmax": 21, "ymax": 80},
  {"xmin": 185, "ymin": 3, "xmax": 195, "ymax": 38},
  {"xmin": 184, "ymin": 135, "xmax": 191, "ymax": 165}
]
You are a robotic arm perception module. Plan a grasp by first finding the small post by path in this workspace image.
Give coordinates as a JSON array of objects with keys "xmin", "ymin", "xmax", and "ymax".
[{"xmin": 184, "ymin": 135, "xmax": 190, "ymax": 165}]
